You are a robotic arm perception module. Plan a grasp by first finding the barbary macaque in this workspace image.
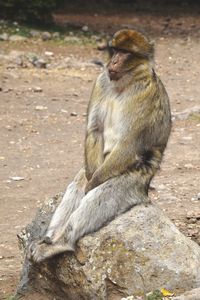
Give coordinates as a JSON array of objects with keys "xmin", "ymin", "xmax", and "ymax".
[{"xmin": 29, "ymin": 29, "xmax": 171, "ymax": 262}]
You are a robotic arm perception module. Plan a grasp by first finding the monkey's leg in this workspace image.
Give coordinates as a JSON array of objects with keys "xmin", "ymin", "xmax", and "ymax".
[
  {"xmin": 31, "ymin": 173, "xmax": 149, "ymax": 262},
  {"xmin": 44, "ymin": 168, "xmax": 87, "ymax": 244},
  {"xmin": 65, "ymin": 173, "xmax": 149, "ymax": 249}
]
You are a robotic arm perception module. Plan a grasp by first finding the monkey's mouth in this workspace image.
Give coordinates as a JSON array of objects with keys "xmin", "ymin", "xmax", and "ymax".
[{"xmin": 108, "ymin": 70, "xmax": 120, "ymax": 81}]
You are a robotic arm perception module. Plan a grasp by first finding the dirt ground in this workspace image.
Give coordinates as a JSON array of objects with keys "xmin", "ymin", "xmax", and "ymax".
[{"xmin": 0, "ymin": 6, "xmax": 200, "ymax": 299}]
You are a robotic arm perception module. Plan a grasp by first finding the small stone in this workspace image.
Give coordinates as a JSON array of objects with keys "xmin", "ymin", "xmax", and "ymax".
[
  {"xmin": 82, "ymin": 25, "xmax": 89, "ymax": 32},
  {"xmin": 188, "ymin": 229, "xmax": 199, "ymax": 237},
  {"xmin": 51, "ymin": 97, "xmax": 60, "ymax": 101},
  {"xmin": 35, "ymin": 105, "xmax": 47, "ymax": 111},
  {"xmin": 33, "ymin": 87, "xmax": 43, "ymax": 93},
  {"xmin": 52, "ymin": 32, "xmax": 60, "ymax": 39},
  {"xmin": 61, "ymin": 109, "xmax": 68, "ymax": 114},
  {"xmin": 44, "ymin": 51, "xmax": 54, "ymax": 57},
  {"xmin": 182, "ymin": 136, "xmax": 192, "ymax": 141},
  {"xmin": 0, "ymin": 33, "xmax": 9, "ymax": 41},
  {"xmin": 9, "ymin": 176, "xmax": 25, "ymax": 181},
  {"xmin": 9, "ymin": 35, "xmax": 27, "ymax": 42},
  {"xmin": 187, "ymin": 218, "xmax": 197, "ymax": 224},
  {"xmin": 30, "ymin": 30, "xmax": 40, "ymax": 38},
  {"xmin": 97, "ymin": 41, "xmax": 107, "ymax": 51},
  {"xmin": 41, "ymin": 32, "xmax": 52, "ymax": 41},
  {"xmin": 191, "ymin": 197, "xmax": 198, "ymax": 202},
  {"xmin": 197, "ymin": 193, "xmax": 200, "ymax": 200},
  {"xmin": 33, "ymin": 58, "xmax": 47, "ymax": 69},
  {"xmin": 186, "ymin": 211, "xmax": 195, "ymax": 219},
  {"xmin": 70, "ymin": 112, "xmax": 78, "ymax": 116},
  {"xmin": 184, "ymin": 163, "xmax": 193, "ymax": 169}
]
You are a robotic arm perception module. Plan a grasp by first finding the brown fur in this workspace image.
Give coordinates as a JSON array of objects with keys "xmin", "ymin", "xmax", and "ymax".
[{"xmin": 29, "ymin": 29, "xmax": 171, "ymax": 263}]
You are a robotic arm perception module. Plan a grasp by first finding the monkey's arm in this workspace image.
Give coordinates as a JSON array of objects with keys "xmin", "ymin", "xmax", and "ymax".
[
  {"xmin": 85, "ymin": 136, "xmax": 137, "ymax": 193},
  {"xmin": 85, "ymin": 79, "xmax": 104, "ymax": 181},
  {"xmin": 85, "ymin": 131, "xmax": 104, "ymax": 181}
]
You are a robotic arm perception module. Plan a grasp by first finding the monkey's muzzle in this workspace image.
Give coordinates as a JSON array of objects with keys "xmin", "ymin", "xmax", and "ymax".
[{"xmin": 108, "ymin": 70, "xmax": 119, "ymax": 81}]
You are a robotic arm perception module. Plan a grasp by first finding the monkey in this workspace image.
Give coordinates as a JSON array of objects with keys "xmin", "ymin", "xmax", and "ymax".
[{"xmin": 29, "ymin": 29, "xmax": 171, "ymax": 263}]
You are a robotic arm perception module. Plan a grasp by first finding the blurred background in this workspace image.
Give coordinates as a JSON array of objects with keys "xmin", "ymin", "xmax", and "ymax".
[{"xmin": 0, "ymin": 1, "xmax": 200, "ymax": 299}]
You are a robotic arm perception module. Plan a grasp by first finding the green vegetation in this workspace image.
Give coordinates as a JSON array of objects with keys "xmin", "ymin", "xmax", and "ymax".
[
  {"xmin": 0, "ymin": 20, "xmax": 98, "ymax": 46},
  {"xmin": 0, "ymin": 0, "xmax": 64, "ymax": 24},
  {"xmin": 5, "ymin": 295, "xmax": 18, "ymax": 300},
  {"xmin": 146, "ymin": 290, "xmax": 163, "ymax": 300}
]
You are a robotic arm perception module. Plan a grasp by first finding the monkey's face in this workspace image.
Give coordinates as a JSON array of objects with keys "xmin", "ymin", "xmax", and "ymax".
[{"xmin": 107, "ymin": 49, "xmax": 134, "ymax": 81}]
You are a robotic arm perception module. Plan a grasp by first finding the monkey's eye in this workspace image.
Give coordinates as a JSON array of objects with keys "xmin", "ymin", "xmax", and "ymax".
[{"xmin": 111, "ymin": 47, "xmax": 132, "ymax": 56}]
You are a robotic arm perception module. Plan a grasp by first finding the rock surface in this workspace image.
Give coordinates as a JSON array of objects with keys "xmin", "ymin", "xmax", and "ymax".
[
  {"xmin": 172, "ymin": 287, "xmax": 200, "ymax": 300},
  {"xmin": 17, "ymin": 194, "xmax": 200, "ymax": 300}
]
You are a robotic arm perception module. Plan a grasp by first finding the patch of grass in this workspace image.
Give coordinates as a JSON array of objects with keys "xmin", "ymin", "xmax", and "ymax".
[
  {"xmin": 5, "ymin": 295, "xmax": 18, "ymax": 300},
  {"xmin": 147, "ymin": 290, "xmax": 163, "ymax": 300},
  {"xmin": 0, "ymin": 20, "xmax": 99, "ymax": 45},
  {"xmin": 189, "ymin": 113, "xmax": 200, "ymax": 122},
  {"xmin": 0, "ymin": 21, "xmax": 30, "ymax": 37}
]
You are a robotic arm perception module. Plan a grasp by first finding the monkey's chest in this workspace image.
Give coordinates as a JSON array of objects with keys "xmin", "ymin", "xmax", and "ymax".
[{"xmin": 101, "ymin": 99, "xmax": 122, "ymax": 155}]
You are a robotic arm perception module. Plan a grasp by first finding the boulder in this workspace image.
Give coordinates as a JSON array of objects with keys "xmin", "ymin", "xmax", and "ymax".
[{"xmin": 17, "ymin": 194, "xmax": 200, "ymax": 300}]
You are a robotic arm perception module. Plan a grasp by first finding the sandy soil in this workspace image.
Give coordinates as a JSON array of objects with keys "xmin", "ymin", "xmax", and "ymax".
[{"xmin": 0, "ymin": 7, "xmax": 200, "ymax": 299}]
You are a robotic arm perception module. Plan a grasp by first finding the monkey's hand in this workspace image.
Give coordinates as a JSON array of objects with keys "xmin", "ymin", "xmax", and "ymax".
[
  {"xmin": 85, "ymin": 180, "xmax": 94, "ymax": 194},
  {"xmin": 85, "ymin": 176, "xmax": 99, "ymax": 194}
]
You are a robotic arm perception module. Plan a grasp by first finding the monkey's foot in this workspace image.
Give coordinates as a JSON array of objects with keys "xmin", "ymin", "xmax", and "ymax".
[{"xmin": 28, "ymin": 241, "xmax": 74, "ymax": 263}]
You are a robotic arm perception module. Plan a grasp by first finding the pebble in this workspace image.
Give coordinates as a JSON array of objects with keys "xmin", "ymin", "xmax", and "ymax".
[
  {"xmin": 70, "ymin": 112, "xmax": 78, "ymax": 116},
  {"xmin": 35, "ymin": 105, "xmax": 47, "ymax": 111},
  {"xmin": 97, "ymin": 41, "xmax": 107, "ymax": 51},
  {"xmin": 33, "ymin": 87, "xmax": 43, "ymax": 93},
  {"xmin": 187, "ymin": 218, "xmax": 197, "ymax": 224},
  {"xmin": 41, "ymin": 32, "xmax": 52, "ymax": 41},
  {"xmin": 182, "ymin": 136, "xmax": 192, "ymax": 141},
  {"xmin": 9, "ymin": 176, "xmax": 25, "ymax": 181},
  {"xmin": 82, "ymin": 25, "xmax": 89, "ymax": 32},
  {"xmin": 52, "ymin": 32, "xmax": 60, "ymax": 39},
  {"xmin": 45, "ymin": 51, "xmax": 54, "ymax": 57},
  {"xmin": 33, "ymin": 58, "xmax": 47, "ymax": 69},
  {"xmin": 184, "ymin": 163, "xmax": 193, "ymax": 169},
  {"xmin": 187, "ymin": 211, "xmax": 200, "ymax": 219},
  {"xmin": 0, "ymin": 33, "xmax": 9, "ymax": 41},
  {"xmin": 29, "ymin": 30, "xmax": 40, "ymax": 38}
]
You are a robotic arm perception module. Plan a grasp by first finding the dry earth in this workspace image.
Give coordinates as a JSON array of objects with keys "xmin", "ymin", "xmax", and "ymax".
[{"xmin": 0, "ymin": 8, "xmax": 200, "ymax": 299}]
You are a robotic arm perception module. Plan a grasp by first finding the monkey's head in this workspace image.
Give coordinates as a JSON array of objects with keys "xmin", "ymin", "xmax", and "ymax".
[{"xmin": 107, "ymin": 29, "xmax": 154, "ymax": 81}]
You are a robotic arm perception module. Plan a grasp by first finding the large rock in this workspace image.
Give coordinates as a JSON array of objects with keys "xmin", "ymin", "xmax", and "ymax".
[{"xmin": 17, "ymin": 194, "xmax": 200, "ymax": 300}]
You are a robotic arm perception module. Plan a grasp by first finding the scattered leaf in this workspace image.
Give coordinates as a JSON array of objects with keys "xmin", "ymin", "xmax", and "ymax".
[{"xmin": 161, "ymin": 288, "xmax": 174, "ymax": 297}]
